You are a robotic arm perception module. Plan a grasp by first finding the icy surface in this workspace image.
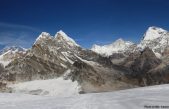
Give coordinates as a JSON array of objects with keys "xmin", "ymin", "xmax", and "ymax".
[
  {"xmin": 8, "ymin": 78, "xmax": 80, "ymax": 97},
  {"xmin": 1, "ymin": 84, "xmax": 169, "ymax": 109}
]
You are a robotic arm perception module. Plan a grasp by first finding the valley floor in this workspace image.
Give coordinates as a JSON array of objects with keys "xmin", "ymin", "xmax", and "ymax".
[{"xmin": 1, "ymin": 84, "xmax": 169, "ymax": 109}]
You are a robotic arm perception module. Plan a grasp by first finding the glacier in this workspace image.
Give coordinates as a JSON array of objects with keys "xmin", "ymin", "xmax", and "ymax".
[{"xmin": 1, "ymin": 84, "xmax": 169, "ymax": 109}]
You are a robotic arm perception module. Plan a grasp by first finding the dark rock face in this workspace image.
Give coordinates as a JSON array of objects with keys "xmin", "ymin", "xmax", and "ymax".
[
  {"xmin": 131, "ymin": 47, "xmax": 161, "ymax": 74},
  {"xmin": 70, "ymin": 60, "xmax": 133, "ymax": 93},
  {"xmin": 121, "ymin": 51, "xmax": 140, "ymax": 68},
  {"xmin": 4, "ymin": 55, "xmax": 66, "ymax": 82},
  {"xmin": 162, "ymin": 47, "xmax": 169, "ymax": 56},
  {"xmin": 75, "ymin": 48, "xmax": 113, "ymax": 67},
  {"xmin": 126, "ymin": 47, "xmax": 162, "ymax": 86},
  {"xmin": 71, "ymin": 61, "xmax": 104, "ymax": 85},
  {"xmin": 109, "ymin": 53, "xmax": 125, "ymax": 59},
  {"xmin": 149, "ymin": 65, "xmax": 169, "ymax": 84},
  {"xmin": 0, "ymin": 64, "xmax": 7, "ymax": 91},
  {"xmin": 0, "ymin": 64, "xmax": 4, "ymax": 73}
]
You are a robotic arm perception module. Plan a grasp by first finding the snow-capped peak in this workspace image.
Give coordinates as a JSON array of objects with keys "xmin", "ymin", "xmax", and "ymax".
[
  {"xmin": 114, "ymin": 38, "xmax": 124, "ymax": 42},
  {"xmin": 91, "ymin": 38, "xmax": 134, "ymax": 56},
  {"xmin": 0, "ymin": 46, "xmax": 27, "ymax": 55},
  {"xmin": 38, "ymin": 32, "xmax": 51, "ymax": 39},
  {"xmin": 112, "ymin": 38, "xmax": 124, "ymax": 45},
  {"xmin": 34, "ymin": 32, "xmax": 53, "ymax": 45},
  {"xmin": 55, "ymin": 30, "xmax": 79, "ymax": 47},
  {"xmin": 0, "ymin": 46, "xmax": 27, "ymax": 66},
  {"xmin": 143, "ymin": 26, "xmax": 168, "ymax": 41},
  {"xmin": 138, "ymin": 26, "xmax": 169, "ymax": 56}
]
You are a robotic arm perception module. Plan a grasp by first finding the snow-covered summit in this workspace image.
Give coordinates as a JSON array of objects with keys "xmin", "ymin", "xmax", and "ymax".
[
  {"xmin": 143, "ymin": 26, "xmax": 168, "ymax": 41},
  {"xmin": 55, "ymin": 30, "xmax": 79, "ymax": 47},
  {"xmin": 138, "ymin": 26, "xmax": 169, "ymax": 55},
  {"xmin": 91, "ymin": 38, "xmax": 134, "ymax": 56},
  {"xmin": 37, "ymin": 32, "xmax": 52, "ymax": 40},
  {"xmin": 34, "ymin": 31, "xmax": 79, "ymax": 47},
  {"xmin": 113, "ymin": 38, "xmax": 133, "ymax": 46},
  {"xmin": 34, "ymin": 32, "xmax": 53, "ymax": 45}
]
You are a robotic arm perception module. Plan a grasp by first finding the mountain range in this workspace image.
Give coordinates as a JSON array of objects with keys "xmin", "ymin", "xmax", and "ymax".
[{"xmin": 0, "ymin": 26, "xmax": 169, "ymax": 95}]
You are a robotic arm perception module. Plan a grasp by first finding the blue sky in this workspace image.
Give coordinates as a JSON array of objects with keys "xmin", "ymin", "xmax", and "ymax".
[{"xmin": 0, "ymin": 0, "xmax": 169, "ymax": 49}]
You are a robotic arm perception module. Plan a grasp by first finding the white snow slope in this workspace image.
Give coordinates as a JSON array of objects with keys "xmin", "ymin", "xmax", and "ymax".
[
  {"xmin": 1, "ymin": 84, "xmax": 169, "ymax": 109},
  {"xmin": 8, "ymin": 78, "xmax": 80, "ymax": 97}
]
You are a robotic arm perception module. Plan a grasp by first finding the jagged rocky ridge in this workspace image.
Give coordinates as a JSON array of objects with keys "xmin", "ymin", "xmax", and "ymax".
[
  {"xmin": 1, "ymin": 27, "xmax": 169, "ymax": 94},
  {"xmin": 0, "ymin": 31, "xmax": 133, "ymax": 93}
]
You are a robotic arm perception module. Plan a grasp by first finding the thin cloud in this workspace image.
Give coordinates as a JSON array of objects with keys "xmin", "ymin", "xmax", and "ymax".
[
  {"xmin": 0, "ymin": 22, "xmax": 41, "ymax": 32},
  {"xmin": 0, "ymin": 32, "xmax": 34, "ymax": 48},
  {"xmin": 74, "ymin": 38, "xmax": 85, "ymax": 42},
  {"xmin": 0, "ymin": 22, "xmax": 40, "ymax": 48},
  {"xmin": 0, "ymin": 32, "xmax": 16, "ymax": 45}
]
